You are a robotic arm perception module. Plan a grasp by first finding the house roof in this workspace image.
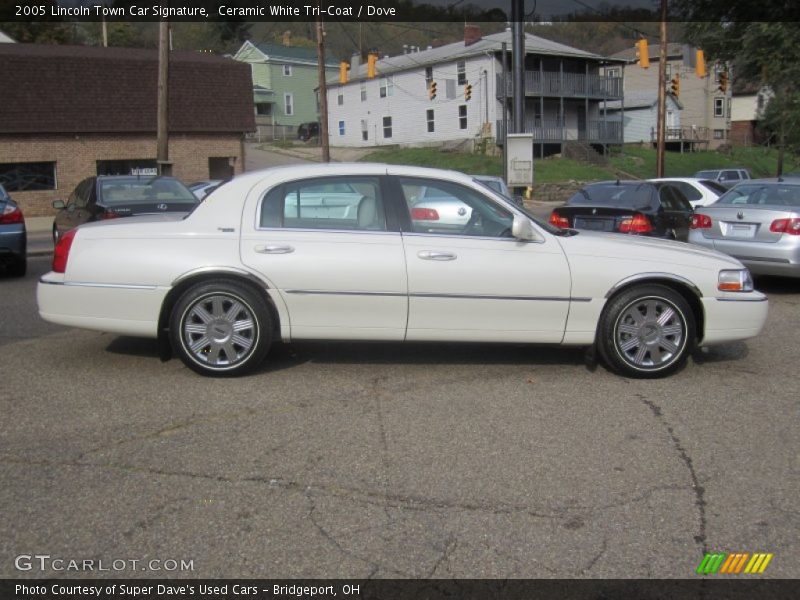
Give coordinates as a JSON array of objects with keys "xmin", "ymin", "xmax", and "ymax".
[
  {"xmin": 329, "ymin": 30, "xmax": 625, "ymax": 85},
  {"xmin": 0, "ymin": 43, "xmax": 255, "ymax": 135},
  {"xmin": 604, "ymin": 90, "xmax": 683, "ymax": 110},
  {"xmin": 611, "ymin": 42, "xmax": 686, "ymax": 63},
  {"xmin": 247, "ymin": 41, "xmax": 338, "ymax": 68}
]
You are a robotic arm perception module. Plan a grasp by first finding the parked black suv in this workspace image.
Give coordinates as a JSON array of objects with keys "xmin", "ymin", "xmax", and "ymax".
[{"xmin": 297, "ymin": 122, "xmax": 320, "ymax": 141}]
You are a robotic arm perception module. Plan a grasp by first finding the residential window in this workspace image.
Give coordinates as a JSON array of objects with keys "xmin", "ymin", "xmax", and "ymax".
[
  {"xmin": 714, "ymin": 97, "xmax": 724, "ymax": 118},
  {"xmin": 606, "ymin": 67, "xmax": 620, "ymax": 78},
  {"xmin": 445, "ymin": 79, "xmax": 456, "ymax": 99},
  {"xmin": 757, "ymin": 94, "xmax": 765, "ymax": 110},
  {"xmin": 360, "ymin": 82, "xmax": 367, "ymax": 102},
  {"xmin": 426, "ymin": 109, "xmax": 435, "ymax": 133},
  {"xmin": 459, "ymin": 105, "xmax": 467, "ymax": 130},
  {"xmin": 361, "ymin": 119, "xmax": 368, "ymax": 141},
  {"xmin": 425, "ymin": 66, "xmax": 433, "ymax": 86},
  {"xmin": 457, "ymin": 60, "xmax": 467, "ymax": 85},
  {"xmin": 284, "ymin": 93, "xmax": 293, "ymax": 116},
  {"xmin": 383, "ymin": 116, "xmax": 392, "ymax": 138},
  {"xmin": 665, "ymin": 63, "xmax": 672, "ymax": 81},
  {"xmin": 713, "ymin": 129, "xmax": 725, "ymax": 139},
  {"xmin": 255, "ymin": 102, "xmax": 272, "ymax": 116},
  {"xmin": 0, "ymin": 161, "xmax": 57, "ymax": 191},
  {"xmin": 379, "ymin": 76, "xmax": 394, "ymax": 98},
  {"xmin": 338, "ymin": 120, "xmax": 345, "ymax": 136},
  {"xmin": 283, "ymin": 65, "xmax": 292, "ymax": 76},
  {"xmin": 337, "ymin": 90, "xmax": 344, "ymax": 106}
]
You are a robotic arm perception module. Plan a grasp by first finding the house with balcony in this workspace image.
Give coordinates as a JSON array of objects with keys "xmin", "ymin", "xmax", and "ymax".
[
  {"xmin": 325, "ymin": 28, "xmax": 625, "ymax": 157},
  {"xmin": 234, "ymin": 39, "xmax": 338, "ymax": 139},
  {"xmin": 606, "ymin": 43, "xmax": 732, "ymax": 149},
  {"xmin": 604, "ymin": 90, "xmax": 685, "ymax": 147}
]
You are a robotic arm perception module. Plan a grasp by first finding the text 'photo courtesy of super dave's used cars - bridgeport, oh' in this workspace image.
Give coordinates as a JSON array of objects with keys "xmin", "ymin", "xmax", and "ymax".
[{"xmin": 37, "ymin": 164, "xmax": 769, "ymax": 379}]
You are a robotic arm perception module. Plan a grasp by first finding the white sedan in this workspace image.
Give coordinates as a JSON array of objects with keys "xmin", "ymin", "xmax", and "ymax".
[
  {"xmin": 648, "ymin": 177, "xmax": 727, "ymax": 207},
  {"xmin": 38, "ymin": 164, "xmax": 768, "ymax": 378}
]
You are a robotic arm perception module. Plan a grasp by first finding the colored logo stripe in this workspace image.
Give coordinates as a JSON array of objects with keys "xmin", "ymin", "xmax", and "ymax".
[{"xmin": 697, "ymin": 552, "xmax": 773, "ymax": 574}]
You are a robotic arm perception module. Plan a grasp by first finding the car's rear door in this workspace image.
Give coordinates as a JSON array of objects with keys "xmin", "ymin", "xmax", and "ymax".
[
  {"xmin": 390, "ymin": 174, "xmax": 571, "ymax": 343},
  {"xmin": 240, "ymin": 173, "xmax": 408, "ymax": 341}
]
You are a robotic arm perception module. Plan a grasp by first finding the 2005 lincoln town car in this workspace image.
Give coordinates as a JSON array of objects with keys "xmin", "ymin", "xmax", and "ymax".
[{"xmin": 37, "ymin": 164, "xmax": 768, "ymax": 378}]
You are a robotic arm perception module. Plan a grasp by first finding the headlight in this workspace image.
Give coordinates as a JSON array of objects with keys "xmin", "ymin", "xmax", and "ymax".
[{"xmin": 718, "ymin": 269, "xmax": 754, "ymax": 292}]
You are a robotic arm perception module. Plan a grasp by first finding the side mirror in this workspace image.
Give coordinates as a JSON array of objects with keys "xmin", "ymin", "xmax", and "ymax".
[
  {"xmin": 511, "ymin": 214, "xmax": 539, "ymax": 241},
  {"xmin": 52, "ymin": 200, "xmax": 65, "ymax": 209}
]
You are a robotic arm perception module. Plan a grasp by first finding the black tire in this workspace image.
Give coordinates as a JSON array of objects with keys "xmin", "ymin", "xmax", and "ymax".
[
  {"xmin": 597, "ymin": 284, "xmax": 696, "ymax": 378},
  {"xmin": 8, "ymin": 256, "xmax": 26, "ymax": 278},
  {"xmin": 169, "ymin": 279, "xmax": 272, "ymax": 377}
]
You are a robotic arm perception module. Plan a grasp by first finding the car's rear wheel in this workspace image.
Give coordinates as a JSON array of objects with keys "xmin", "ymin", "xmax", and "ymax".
[
  {"xmin": 598, "ymin": 284, "xmax": 695, "ymax": 378},
  {"xmin": 169, "ymin": 280, "xmax": 272, "ymax": 377}
]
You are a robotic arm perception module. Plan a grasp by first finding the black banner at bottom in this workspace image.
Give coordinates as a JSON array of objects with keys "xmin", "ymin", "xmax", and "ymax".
[{"xmin": 3, "ymin": 579, "xmax": 799, "ymax": 600}]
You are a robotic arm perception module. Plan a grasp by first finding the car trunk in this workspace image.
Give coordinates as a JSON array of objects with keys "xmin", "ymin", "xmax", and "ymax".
[
  {"xmin": 556, "ymin": 206, "xmax": 648, "ymax": 233},
  {"xmin": 697, "ymin": 205, "xmax": 800, "ymax": 244},
  {"xmin": 99, "ymin": 201, "xmax": 198, "ymax": 217}
]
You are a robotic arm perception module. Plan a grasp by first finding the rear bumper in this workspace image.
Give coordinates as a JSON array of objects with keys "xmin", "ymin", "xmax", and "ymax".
[
  {"xmin": 0, "ymin": 224, "xmax": 27, "ymax": 260},
  {"xmin": 701, "ymin": 293, "xmax": 769, "ymax": 345},
  {"xmin": 689, "ymin": 233, "xmax": 800, "ymax": 277}
]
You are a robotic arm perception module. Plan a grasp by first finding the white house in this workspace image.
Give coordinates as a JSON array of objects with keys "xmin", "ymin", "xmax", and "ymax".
[
  {"xmin": 604, "ymin": 90, "xmax": 683, "ymax": 144},
  {"xmin": 326, "ymin": 28, "xmax": 625, "ymax": 157},
  {"xmin": 730, "ymin": 84, "xmax": 772, "ymax": 146}
]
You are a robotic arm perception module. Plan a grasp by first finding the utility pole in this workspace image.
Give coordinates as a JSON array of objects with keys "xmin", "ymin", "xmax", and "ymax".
[
  {"xmin": 316, "ymin": 4, "xmax": 330, "ymax": 163},
  {"xmin": 101, "ymin": 18, "xmax": 108, "ymax": 47},
  {"xmin": 655, "ymin": 0, "xmax": 668, "ymax": 177},
  {"xmin": 511, "ymin": 0, "xmax": 524, "ymax": 133},
  {"xmin": 157, "ymin": 18, "xmax": 171, "ymax": 176}
]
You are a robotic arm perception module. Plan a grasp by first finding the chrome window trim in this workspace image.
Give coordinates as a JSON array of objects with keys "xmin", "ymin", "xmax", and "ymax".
[
  {"xmin": 253, "ymin": 226, "xmax": 399, "ymax": 236},
  {"xmin": 400, "ymin": 232, "xmax": 543, "ymax": 244}
]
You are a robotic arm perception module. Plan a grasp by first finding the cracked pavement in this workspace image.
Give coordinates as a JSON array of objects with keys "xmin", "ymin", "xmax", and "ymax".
[{"xmin": 0, "ymin": 257, "xmax": 798, "ymax": 578}]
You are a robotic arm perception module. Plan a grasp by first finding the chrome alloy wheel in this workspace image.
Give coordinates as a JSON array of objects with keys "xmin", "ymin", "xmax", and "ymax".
[
  {"xmin": 180, "ymin": 293, "xmax": 258, "ymax": 369},
  {"xmin": 613, "ymin": 296, "xmax": 686, "ymax": 370}
]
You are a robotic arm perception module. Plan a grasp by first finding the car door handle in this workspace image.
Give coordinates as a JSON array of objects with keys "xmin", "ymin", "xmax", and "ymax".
[
  {"xmin": 417, "ymin": 250, "xmax": 457, "ymax": 261},
  {"xmin": 255, "ymin": 244, "xmax": 294, "ymax": 254}
]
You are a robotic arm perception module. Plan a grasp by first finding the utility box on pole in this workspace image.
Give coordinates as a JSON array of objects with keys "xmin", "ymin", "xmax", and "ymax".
[{"xmin": 506, "ymin": 134, "xmax": 535, "ymax": 188}]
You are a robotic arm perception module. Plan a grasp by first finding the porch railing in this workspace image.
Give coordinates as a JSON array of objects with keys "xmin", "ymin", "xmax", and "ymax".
[{"xmin": 496, "ymin": 71, "xmax": 623, "ymax": 100}]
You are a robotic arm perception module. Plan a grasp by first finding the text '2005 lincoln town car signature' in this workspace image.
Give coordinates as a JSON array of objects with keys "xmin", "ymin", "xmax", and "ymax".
[{"xmin": 37, "ymin": 164, "xmax": 768, "ymax": 378}]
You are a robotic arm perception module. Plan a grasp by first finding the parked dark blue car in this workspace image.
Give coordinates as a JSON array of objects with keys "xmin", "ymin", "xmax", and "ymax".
[{"xmin": 0, "ymin": 184, "xmax": 27, "ymax": 277}]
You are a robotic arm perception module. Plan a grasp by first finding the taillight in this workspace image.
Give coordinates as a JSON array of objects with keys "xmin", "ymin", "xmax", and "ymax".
[
  {"xmin": 690, "ymin": 214, "xmax": 712, "ymax": 229},
  {"xmin": 100, "ymin": 209, "xmax": 120, "ymax": 220},
  {"xmin": 549, "ymin": 211, "xmax": 570, "ymax": 228},
  {"xmin": 769, "ymin": 218, "xmax": 800, "ymax": 235},
  {"xmin": 619, "ymin": 213, "xmax": 653, "ymax": 234},
  {"xmin": 52, "ymin": 229, "xmax": 77, "ymax": 273},
  {"xmin": 0, "ymin": 204, "xmax": 24, "ymax": 224},
  {"xmin": 411, "ymin": 207, "xmax": 439, "ymax": 220}
]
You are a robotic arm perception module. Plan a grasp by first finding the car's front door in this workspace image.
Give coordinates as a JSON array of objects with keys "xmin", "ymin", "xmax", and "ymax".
[
  {"xmin": 391, "ymin": 175, "xmax": 572, "ymax": 343},
  {"xmin": 240, "ymin": 174, "xmax": 408, "ymax": 341}
]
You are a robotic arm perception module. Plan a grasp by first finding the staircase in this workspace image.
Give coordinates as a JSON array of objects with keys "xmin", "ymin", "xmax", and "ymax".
[{"xmin": 563, "ymin": 141, "xmax": 608, "ymax": 166}]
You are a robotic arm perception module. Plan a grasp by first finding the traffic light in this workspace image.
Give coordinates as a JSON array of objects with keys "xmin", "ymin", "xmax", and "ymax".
[
  {"xmin": 670, "ymin": 75, "xmax": 680, "ymax": 97},
  {"xmin": 339, "ymin": 61, "xmax": 350, "ymax": 84},
  {"xmin": 367, "ymin": 53, "xmax": 378, "ymax": 79},
  {"xmin": 636, "ymin": 39, "xmax": 650, "ymax": 69},
  {"xmin": 718, "ymin": 70, "xmax": 728, "ymax": 92},
  {"xmin": 428, "ymin": 81, "xmax": 437, "ymax": 100},
  {"xmin": 464, "ymin": 83, "xmax": 472, "ymax": 101},
  {"xmin": 695, "ymin": 49, "xmax": 706, "ymax": 78}
]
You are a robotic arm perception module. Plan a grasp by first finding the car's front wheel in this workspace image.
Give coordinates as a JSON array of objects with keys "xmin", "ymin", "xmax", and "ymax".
[
  {"xmin": 169, "ymin": 280, "xmax": 272, "ymax": 376},
  {"xmin": 598, "ymin": 284, "xmax": 695, "ymax": 378}
]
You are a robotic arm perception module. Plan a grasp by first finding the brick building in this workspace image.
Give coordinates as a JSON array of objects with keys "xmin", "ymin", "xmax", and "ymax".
[{"xmin": 0, "ymin": 43, "xmax": 255, "ymax": 216}]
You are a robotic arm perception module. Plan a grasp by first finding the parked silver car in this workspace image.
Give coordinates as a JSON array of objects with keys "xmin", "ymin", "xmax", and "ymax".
[
  {"xmin": 689, "ymin": 179, "xmax": 800, "ymax": 277},
  {"xmin": 694, "ymin": 168, "xmax": 752, "ymax": 189}
]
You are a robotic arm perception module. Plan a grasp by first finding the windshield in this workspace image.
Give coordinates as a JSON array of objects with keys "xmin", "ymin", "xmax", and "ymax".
[
  {"xmin": 99, "ymin": 178, "xmax": 198, "ymax": 205},
  {"xmin": 716, "ymin": 183, "xmax": 800, "ymax": 207},
  {"xmin": 567, "ymin": 184, "xmax": 657, "ymax": 210}
]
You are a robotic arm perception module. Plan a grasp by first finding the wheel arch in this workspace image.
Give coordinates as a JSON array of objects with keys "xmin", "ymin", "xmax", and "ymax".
[
  {"xmin": 601, "ymin": 273, "xmax": 705, "ymax": 343},
  {"xmin": 156, "ymin": 268, "xmax": 282, "ymax": 362}
]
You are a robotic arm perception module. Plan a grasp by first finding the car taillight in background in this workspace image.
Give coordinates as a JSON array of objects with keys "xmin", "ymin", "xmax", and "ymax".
[
  {"xmin": 52, "ymin": 229, "xmax": 77, "ymax": 273},
  {"xmin": 619, "ymin": 213, "xmax": 653, "ymax": 234},
  {"xmin": 411, "ymin": 207, "xmax": 439, "ymax": 221},
  {"xmin": 769, "ymin": 218, "xmax": 800, "ymax": 235},
  {"xmin": 548, "ymin": 211, "xmax": 570, "ymax": 229},
  {"xmin": 0, "ymin": 204, "xmax": 24, "ymax": 224},
  {"xmin": 690, "ymin": 214, "xmax": 712, "ymax": 229},
  {"xmin": 100, "ymin": 209, "xmax": 121, "ymax": 220}
]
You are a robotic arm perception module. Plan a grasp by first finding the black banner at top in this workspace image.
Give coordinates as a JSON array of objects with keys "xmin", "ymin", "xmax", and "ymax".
[{"xmin": 1, "ymin": 0, "xmax": 799, "ymax": 23}]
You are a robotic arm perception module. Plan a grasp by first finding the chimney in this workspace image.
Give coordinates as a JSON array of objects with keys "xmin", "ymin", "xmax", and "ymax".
[
  {"xmin": 464, "ymin": 25, "xmax": 482, "ymax": 47},
  {"xmin": 282, "ymin": 30, "xmax": 291, "ymax": 46},
  {"xmin": 350, "ymin": 52, "xmax": 361, "ymax": 75}
]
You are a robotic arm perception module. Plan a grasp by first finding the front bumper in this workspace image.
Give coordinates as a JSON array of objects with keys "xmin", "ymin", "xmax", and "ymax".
[{"xmin": 700, "ymin": 292, "xmax": 769, "ymax": 345}]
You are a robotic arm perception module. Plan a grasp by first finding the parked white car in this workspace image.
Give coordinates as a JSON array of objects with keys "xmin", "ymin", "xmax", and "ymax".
[
  {"xmin": 648, "ymin": 177, "xmax": 727, "ymax": 208},
  {"xmin": 38, "ymin": 164, "xmax": 768, "ymax": 378}
]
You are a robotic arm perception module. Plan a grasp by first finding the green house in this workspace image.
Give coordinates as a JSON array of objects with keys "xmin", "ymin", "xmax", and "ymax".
[{"xmin": 233, "ymin": 40, "xmax": 339, "ymax": 133}]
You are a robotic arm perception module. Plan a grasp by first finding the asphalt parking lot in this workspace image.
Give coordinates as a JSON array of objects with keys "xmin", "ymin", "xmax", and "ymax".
[{"xmin": 1, "ymin": 255, "xmax": 798, "ymax": 579}]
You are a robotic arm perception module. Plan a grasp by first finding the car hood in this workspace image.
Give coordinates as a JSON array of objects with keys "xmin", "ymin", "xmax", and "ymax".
[{"xmin": 556, "ymin": 229, "xmax": 743, "ymax": 270}]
